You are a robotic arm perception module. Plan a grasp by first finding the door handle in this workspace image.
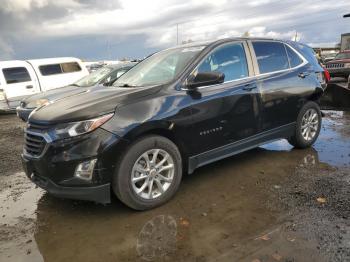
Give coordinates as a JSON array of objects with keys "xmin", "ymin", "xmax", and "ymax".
[
  {"xmin": 298, "ymin": 72, "xmax": 310, "ymax": 79},
  {"xmin": 242, "ymin": 83, "xmax": 257, "ymax": 91},
  {"xmin": 26, "ymin": 85, "xmax": 33, "ymax": 89}
]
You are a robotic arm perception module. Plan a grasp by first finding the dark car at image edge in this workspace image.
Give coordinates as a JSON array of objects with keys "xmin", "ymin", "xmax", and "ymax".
[
  {"xmin": 22, "ymin": 37, "xmax": 326, "ymax": 210},
  {"xmin": 324, "ymin": 50, "xmax": 350, "ymax": 85}
]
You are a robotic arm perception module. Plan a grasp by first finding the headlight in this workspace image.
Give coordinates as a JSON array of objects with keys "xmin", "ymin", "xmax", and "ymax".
[
  {"xmin": 345, "ymin": 63, "xmax": 350, "ymax": 68},
  {"xmin": 53, "ymin": 113, "xmax": 114, "ymax": 139}
]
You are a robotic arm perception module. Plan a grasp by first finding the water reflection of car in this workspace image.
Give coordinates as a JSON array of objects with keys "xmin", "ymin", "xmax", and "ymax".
[{"xmin": 16, "ymin": 62, "xmax": 136, "ymax": 122}]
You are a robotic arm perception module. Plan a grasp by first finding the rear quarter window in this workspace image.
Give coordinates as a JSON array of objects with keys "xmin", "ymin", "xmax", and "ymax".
[
  {"xmin": 39, "ymin": 62, "xmax": 81, "ymax": 76},
  {"xmin": 252, "ymin": 41, "xmax": 289, "ymax": 74},
  {"xmin": 2, "ymin": 67, "xmax": 31, "ymax": 84},
  {"xmin": 285, "ymin": 45, "xmax": 303, "ymax": 68}
]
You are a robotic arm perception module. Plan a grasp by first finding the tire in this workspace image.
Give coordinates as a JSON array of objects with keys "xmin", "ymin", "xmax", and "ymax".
[
  {"xmin": 288, "ymin": 101, "xmax": 322, "ymax": 149},
  {"xmin": 112, "ymin": 135, "xmax": 182, "ymax": 210}
]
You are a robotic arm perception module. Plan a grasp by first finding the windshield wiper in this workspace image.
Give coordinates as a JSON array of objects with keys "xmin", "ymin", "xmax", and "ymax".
[{"xmin": 116, "ymin": 83, "xmax": 137, "ymax": 87}]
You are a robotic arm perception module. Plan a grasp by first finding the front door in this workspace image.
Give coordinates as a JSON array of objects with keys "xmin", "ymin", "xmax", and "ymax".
[{"xmin": 188, "ymin": 41, "xmax": 261, "ymax": 156}]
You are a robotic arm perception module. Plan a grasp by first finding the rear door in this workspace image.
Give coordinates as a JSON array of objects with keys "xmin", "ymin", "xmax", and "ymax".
[
  {"xmin": 0, "ymin": 61, "xmax": 40, "ymax": 108},
  {"xmin": 249, "ymin": 40, "xmax": 311, "ymax": 131}
]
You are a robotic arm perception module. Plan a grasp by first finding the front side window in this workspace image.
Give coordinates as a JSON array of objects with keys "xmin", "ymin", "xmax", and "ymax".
[
  {"xmin": 113, "ymin": 46, "xmax": 205, "ymax": 87},
  {"xmin": 3, "ymin": 67, "xmax": 31, "ymax": 84},
  {"xmin": 253, "ymin": 41, "xmax": 289, "ymax": 74},
  {"xmin": 197, "ymin": 43, "xmax": 248, "ymax": 82}
]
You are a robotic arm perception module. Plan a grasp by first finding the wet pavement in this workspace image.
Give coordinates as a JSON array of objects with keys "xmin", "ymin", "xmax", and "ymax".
[{"xmin": 0, "ymin": 111, "xmax": 349, "ymax": 262}]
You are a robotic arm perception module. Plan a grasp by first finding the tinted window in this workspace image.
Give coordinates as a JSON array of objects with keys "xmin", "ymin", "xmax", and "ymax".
[
  {"xmin": 61, "ymin": 62, "xmax": 81, "ymax": 73},
  {"xmin": 253, "ymin": 41, "xmax": 289, "ymax": 74},
  {"xmin": 285, "ymin": 45, "xmax": 303, "ymax": 67},
  {"xmin": 39, "ymin": 64, "xmax": 62, "ymax": 76},
  {"xmin": 39, "ymin": 62, "xmax": 81, "ymax": 76},
  {"xmin": 3, "ymin": 67, "xmax": 31, "ymax": 84},
  {"xmin": 197, "ymin": 43, "xmax": 248, "ymax": 82}
]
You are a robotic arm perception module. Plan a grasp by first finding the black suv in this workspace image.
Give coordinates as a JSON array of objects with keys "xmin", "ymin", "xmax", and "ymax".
[{"xmin": 22, "ymin": 38, "xmax": 325, "ymax": 210}]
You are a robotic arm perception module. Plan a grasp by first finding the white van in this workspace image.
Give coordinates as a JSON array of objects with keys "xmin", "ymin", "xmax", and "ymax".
[{"xmin": 0, "ymin": 57, "xmax": 88, "ymax": 111}]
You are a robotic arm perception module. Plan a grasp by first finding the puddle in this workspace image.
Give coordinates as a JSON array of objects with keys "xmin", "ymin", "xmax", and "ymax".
[
  {"xmin": 0, "ymin": 111, "xmax": 349, "ymax": 261},
  {"xmin": 262, "ymin": 111, "xmax": 350, "ymax": 167}
]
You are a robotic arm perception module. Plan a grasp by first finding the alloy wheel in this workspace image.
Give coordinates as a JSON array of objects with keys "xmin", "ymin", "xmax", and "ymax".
[
  {"xmin": 131, "ymin": 149, "xmax": 175, "ymax": 200},
  {"xmin": 301, "ymin": 108, "xmax": 319, "ymax": 141}
]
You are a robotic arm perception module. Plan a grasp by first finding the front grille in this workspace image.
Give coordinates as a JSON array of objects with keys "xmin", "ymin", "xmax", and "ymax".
[
  {"xmin": 24, "ymin": 132, "xmax": 47, "ymax": 157},
  {"xmin": 326, "ymin": 63, "xmax": 345, "ymax": 69},
  {"xmin": 27, "ymin": 122, "xmax": 52, "ymax": 132}
]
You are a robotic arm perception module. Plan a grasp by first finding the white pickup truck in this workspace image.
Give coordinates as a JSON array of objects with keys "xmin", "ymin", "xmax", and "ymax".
[{"xmin": 0, "ymin": 57, "xmax": 89, "ymax": 112}]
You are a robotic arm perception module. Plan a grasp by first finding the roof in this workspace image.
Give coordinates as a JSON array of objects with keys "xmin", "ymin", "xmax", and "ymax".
[
  {"xmin": 166, "ymin": 37, "xmax": 284, "ymax": 50},
  {"xmin": 27, "ymin": 57, "xmax": 82, "ymax": 67}
]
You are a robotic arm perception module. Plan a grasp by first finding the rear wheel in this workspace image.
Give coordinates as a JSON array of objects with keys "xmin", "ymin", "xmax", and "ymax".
[
  {"xmin": 288, "ymin": 101, "xmax": 321, "ymax": 148},
  {"xmin": 112, "ymin": 135, "xmax": 182, "ymax": 210}
]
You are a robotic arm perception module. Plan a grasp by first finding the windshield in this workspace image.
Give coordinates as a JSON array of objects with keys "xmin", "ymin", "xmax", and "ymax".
[
  {"xmin": 113, "ymin": 46, "xmax": 205, "ymax": 87},
  {"xmin": 334, "ymin": 52, "xmax": 350, "ymax": 60},
  {"xmin": 74, "ymin": 66, "xmax": 114, "ymax": 87}
]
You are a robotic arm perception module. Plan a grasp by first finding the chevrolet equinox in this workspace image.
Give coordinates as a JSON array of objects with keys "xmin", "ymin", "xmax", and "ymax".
[{"xmin": 22, "ymin": 38, "xmax": 326, "ymax": 210}]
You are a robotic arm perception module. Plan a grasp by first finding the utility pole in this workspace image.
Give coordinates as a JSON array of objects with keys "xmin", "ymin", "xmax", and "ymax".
[
  {"xmin": 176, "ymin": 23, "xmax": 179, "ymax": 45},
  {"xmin": 294, "ymin": 31, "xmax": 298, "ymax": 42}
]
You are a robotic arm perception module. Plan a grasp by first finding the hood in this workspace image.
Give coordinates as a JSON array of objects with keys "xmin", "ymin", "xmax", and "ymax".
[
  {"xmin": 24, "ymin": 85, "xmax": 88, "ymax": 108},
  {"xmin": 29, "ymin": 85, "xmax": 162, "ymax": 124},
  {"xmin": 326, "ymin": 59, "xmax": 350, "ymax": 64}
]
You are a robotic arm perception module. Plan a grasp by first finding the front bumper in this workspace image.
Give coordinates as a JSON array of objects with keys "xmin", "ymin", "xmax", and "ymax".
[
  {"xmin": 326, "ymin": 67, "xmax": 350, "ymax": 78},
  {"xmin": 0, "ymin": 100, "xmax": 13, "ymax": 114},
  {"xmin": 23, "ymin": 157, "xmax": 111, "ymax": 203},
  {"xmin": 22, "ymin": 127, "xmax": 124, "ymax": 204}
]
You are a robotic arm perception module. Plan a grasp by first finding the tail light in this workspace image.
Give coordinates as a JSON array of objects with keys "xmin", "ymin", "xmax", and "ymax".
[
  {"xmin": 0, "ymin": 89, "xmax": 6, "ymax": 101},
  {"xmin": 323, "ymin": 68, "xmax": 330, "ymax": 83}
]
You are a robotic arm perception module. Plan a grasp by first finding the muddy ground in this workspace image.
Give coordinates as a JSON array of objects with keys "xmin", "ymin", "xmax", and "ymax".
[{"xmin": 0, "ymin": 110, "xmax": 349, "ymax": 261}]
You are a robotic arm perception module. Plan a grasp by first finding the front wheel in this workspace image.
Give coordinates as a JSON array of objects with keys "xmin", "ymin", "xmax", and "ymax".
[
  {"xmin": 112, "ymin": 135, "xmax": 182, "ymax": 210},
  {"xmin": 288, "ymin": 101, "xmax": 321, "ymax": 149}
]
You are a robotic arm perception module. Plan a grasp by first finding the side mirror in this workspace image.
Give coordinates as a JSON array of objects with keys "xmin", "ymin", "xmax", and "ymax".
[
  {"xmin": 102, "ymin": 77, "xmax": 112, "ymax": 86},
  {"xmin": 186, "ymin": 72, "xmax": 225, "ymax": 90}
]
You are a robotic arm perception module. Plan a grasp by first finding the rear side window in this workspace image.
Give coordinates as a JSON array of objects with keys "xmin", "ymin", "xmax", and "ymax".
[
  {"xmin": 197, "ymin": 43, "xmax": 248, "ymax": 82},
  {"xmin": 285, "ymin": 45, "xmax": 303, "ymax": 68},
  {"xmin": 252, "ymin": 41, "xmax": 289, "ymax": 74},
  {"xmin": 61, "ymin": 62, "xmax": 81, "ymax": 73},
  {"xmin": 39, "ymin": 62, "xmax": 81, "ymax": 76},
  {"xmin": 2, "ymin": 67, "xmax": 31, "ymax": 84}
]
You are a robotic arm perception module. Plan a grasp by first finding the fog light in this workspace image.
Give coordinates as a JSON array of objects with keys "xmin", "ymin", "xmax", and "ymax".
[{"xmin": 74, "ymin": 159, "xmax": 97, "ymax": 180}]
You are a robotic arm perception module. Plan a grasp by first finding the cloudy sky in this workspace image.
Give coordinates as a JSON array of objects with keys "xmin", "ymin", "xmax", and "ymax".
[{"xmin": 0, "ymin": 0, "xmax": 349, "ymax": 61}]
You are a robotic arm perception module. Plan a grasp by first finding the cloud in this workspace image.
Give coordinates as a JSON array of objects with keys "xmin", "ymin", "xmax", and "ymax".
[
  {"xmin": 0, "ymin": 39, "xmax": 15, "ymax": 60},
  {"xmin": 0, "ymin": 0, "xmax": 349, "ymax": 60}
]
